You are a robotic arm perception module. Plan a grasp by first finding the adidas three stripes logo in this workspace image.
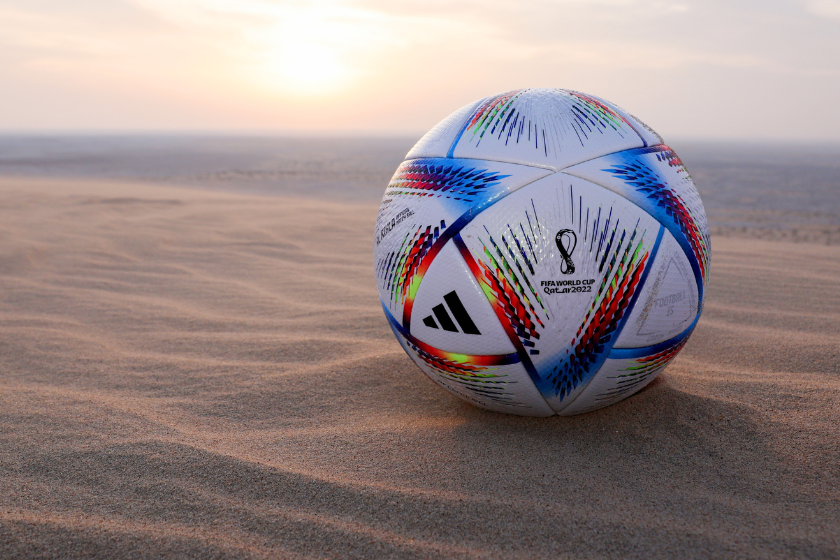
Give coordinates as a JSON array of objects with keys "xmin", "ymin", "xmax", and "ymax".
[{"xmin": 422, "ymin": 291, "xmax": 481, "ymax": 335}]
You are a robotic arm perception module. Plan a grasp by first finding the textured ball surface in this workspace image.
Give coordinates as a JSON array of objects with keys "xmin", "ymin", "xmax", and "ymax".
[{"xmin": 374, "ymin": 88, "xmax": 710, "ymax": 416}]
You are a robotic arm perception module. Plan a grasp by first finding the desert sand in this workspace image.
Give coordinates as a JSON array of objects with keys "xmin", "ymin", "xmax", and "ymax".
[{"xmin": 0, "ymin": 176, "xmax": 838, "ymax": 559}]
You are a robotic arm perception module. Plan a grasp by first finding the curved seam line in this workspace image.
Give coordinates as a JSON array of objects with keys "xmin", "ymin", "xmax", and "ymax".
[
  {"xmin": 446, "ymin": 116, "xmax": 474, "ymax": 158},
  {"xmin": 382, "ymin": 303, "xmax": 521, "ymax": 364},
  {"xmin": 553, "ymin": 223, "xmax": 666, "ymax": 414},
  {"xmin": 399, "ymin": 168, "xmax": 554, "ymax": 330},
  {"xmin": 451, "ymin": 233, "xmax": 553, "ymax": 413},
  {"xmin": 608, "ymin": 311, "xmax": 701, "ymax": 360}
]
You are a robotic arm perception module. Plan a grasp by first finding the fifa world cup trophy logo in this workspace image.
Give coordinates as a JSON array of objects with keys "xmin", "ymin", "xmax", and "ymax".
[{"xmin": 555, "ymin": 229, "xmax": 577, "ymax": 275}]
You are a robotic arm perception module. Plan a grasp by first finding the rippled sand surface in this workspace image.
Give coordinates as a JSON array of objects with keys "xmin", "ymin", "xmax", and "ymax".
[{"xmin": 1, "ymin": 177, "xmax": 838, "ymax": 559}]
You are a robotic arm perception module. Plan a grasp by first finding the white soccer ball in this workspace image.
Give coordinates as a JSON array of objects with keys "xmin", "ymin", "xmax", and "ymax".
[{"xmin": 374, "ymin": 88, "xmax": 710, "ymax": 416}]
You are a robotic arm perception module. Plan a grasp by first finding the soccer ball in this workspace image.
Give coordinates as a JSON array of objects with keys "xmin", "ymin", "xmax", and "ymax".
[{"xmin": 374, "ymin": 88, "xmax": 710, "ymax": 416}]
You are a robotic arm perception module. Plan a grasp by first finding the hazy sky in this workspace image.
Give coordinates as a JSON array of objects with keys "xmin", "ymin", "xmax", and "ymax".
[{"xmin": 1, "ymin": 0, "xmax": 838, "ymax": 139}]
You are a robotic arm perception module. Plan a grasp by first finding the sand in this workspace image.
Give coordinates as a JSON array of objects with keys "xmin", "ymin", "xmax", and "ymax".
[{"xmin": 0, "ymin": 176, "xmax": 837, "ymax": 559}]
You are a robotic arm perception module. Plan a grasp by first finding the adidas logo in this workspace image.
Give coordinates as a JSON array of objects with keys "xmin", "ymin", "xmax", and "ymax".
[{"xmin": 422, "ymin": 291, "xmax": 481, "ymax": 335}]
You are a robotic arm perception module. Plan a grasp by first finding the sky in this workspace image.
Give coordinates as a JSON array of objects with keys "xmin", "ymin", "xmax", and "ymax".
[{"xmin": 0, "ymin": 0, "xmax": 838, "ymax": 140}]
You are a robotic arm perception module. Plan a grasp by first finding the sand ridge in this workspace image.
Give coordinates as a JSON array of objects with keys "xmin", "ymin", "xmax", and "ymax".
[{"xmin": 0, "ymin": 177, "xmax": 838, "ymax": 559}]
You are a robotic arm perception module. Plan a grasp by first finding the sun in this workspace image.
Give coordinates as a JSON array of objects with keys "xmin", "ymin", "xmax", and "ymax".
[
  {"xmin": 238, "ymin": 2, "xmax": 395, "ymax": 97},
  {"xmin": 272, "ymin": 42, "xmax": 352, "ymax": 95}
]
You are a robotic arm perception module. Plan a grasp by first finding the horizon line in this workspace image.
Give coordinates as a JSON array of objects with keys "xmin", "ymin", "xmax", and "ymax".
[{"xmin": 2, "ymin": 130, "xmax": 840, "ymax": 145}]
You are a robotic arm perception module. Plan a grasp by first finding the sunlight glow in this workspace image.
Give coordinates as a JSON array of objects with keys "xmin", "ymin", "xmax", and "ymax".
[
  {"xmin": 240, "ymin": 3, "xmax": 389, "ymax": 96},
  {"xmin": 0, "ymin": 0, "xmax": 838, "ymax": 137},
  {"xmin": 269, "ymin": 42, "xmax": 353, "ymax": 95}
]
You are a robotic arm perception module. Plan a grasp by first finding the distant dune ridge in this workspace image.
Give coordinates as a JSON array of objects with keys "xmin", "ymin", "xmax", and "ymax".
[{"xmin": 0, "ymin": 176, "xmax": 838, "ymax": 559}]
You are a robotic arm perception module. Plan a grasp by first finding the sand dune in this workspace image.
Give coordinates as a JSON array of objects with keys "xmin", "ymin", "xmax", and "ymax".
[{"xmin": 0, "ymin": 177, "xmax": 838, "ymax": 559}]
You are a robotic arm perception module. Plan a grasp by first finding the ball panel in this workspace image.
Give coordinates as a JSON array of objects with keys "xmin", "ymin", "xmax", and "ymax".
[
  {"xmin": 613, "ymin": 229, "xmax": 699, "ymax": 348},
  {"xmin": 384, "ymin": 310, "xmax": 555, "ymax": 417},
  {"xmin": 582, "ymin": 93, "xmax": 663, "ymax": 147},
  {"xmin": 450, "ymin": 89, "xmax": 646, "ymax": 171},
  {"xmin": 405, "ymin": 98, "xmax": 484, "ymax": 160},
  {"xmin": 410, "ymin": 241, "xmax": 516, "ymax": 355},
  {"xmin": 564, "ymin": 144, "xmax": 711, "ymax": 300},
  {"xmin": 555, "ymin": 339, "xmax": 686, "ymax": 415},
  {"xmin": 457, "ymin": 173, "xmax": 663, "ymax": 413},
  {"xmin": 374, "ymin": 157, "xmax": 551, "ymax": 330}
]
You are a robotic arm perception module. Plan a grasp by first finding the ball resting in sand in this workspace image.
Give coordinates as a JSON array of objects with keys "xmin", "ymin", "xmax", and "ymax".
[{"xmin": 374, "ymin": 88, "xmax": 710, "ymax": 416}]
